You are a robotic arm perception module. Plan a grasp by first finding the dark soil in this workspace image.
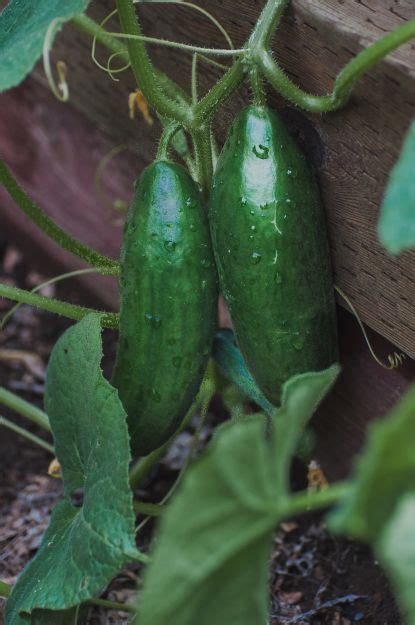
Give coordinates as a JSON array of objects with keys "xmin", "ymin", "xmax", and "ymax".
[{"xmin": 0, "ymin": 242, "xmax": 401, "ymax": 624}]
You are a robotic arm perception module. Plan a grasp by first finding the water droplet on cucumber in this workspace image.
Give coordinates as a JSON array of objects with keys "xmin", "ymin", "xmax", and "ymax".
[
  {"xmin": 186, "ymin": 197, "xmax": 196, "ymax": 209},
  {"xmin": 250, "ymin": 251, "xmax": 262, "ymax": 264},
  {"xmin": 252, "ymin": 144, "xmax": 269, "ymax": 159},
  {"xmin": 164, "ymin": 240, "xmax": 177, "ymax": 252},
  {"xmin": 144, "ymin": 312, "xmax": 161, "ymax": 327}
]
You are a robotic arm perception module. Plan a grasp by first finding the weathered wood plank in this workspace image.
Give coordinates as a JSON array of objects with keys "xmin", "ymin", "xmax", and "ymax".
[{"xmin": 0, "ymin": 79, "xmax": 128, "ymax": 309}]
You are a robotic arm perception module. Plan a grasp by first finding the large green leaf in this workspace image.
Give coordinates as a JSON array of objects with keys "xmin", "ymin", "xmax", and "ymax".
[
  {"xmin": 329, "ymin": 385, "xmax": 415, "ymax": 624},
  {"xmin": 378, "ymin": 494, "xmax": 415, "ymax": 624},
  {"xmin": 272, "ymin": 365, "xmax": 340, "ymax": 492},
  {"xmin": 6, "ymin": 314, "xmax": 138, "ymax": 625},
  {"xmin": 0, "ymin": 0, "xmax": 90, "ymax": 93},
  {"xmin": 378, "ymin": 121, "xmax": 415, "ymax": 254},
  {"xmin": 330, "ymin": 385, "xmax": 415, "ymax": 542},
  {"xmin": 137, "ymin": 365, "xmax": 339, "ymax": 625}
]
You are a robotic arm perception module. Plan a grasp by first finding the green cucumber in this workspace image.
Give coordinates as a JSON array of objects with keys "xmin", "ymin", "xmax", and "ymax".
[
  {"xmin": 209, "ymin": 105, "xmax": 338, "ymax": 405},
  {"xmin": 113, "ymin": 160, "xmax": 217, "ymax": 456}
]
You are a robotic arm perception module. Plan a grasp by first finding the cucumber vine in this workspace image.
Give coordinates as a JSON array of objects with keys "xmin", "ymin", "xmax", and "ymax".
[{"xmin": 1, "ymin": 1, "xmax": 415, "ymax": 623}]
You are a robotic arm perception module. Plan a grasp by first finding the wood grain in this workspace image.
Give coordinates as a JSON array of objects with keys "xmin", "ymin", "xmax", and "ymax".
[{"xmin": 0, "ymin": 79, "xmax": 130, "ymax": 309}]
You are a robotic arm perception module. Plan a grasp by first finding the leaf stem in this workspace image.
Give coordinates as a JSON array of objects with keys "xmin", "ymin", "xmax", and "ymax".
[
  {"xmin": 133, "ymin": 501, "xmax": 163, "ymax": 516},
  {"xmin": 0, "ymin": 160, "xmax": 119, "ymax": 275},
  {"xmin": 194, "ymin": 59, "xmax": 244, "ymax": 123},
  {"xmin": 72, "ymin": 14, "xmax": 126, "ymax": 56},
  {"xmin": 0, "ymin": 386, "xmax": 50, "ymax": 431},
  {"xmin": 285, "ymin": 481, "xmax": 352, "ymax": 517},
  {"xmin": 129, "ymin": 369, "xmax": 215, "ymax": 488},
  {"xmin": 191, "ymin": 53, "xmax": 198, "ymax": 105},
  {"xmin": 107, "ymin": 32, "xmax": 245, "ymax": 57},
  {"xmin": 156, "ymin": 122, "xmax": 182, "ymax": 161},
  {"xmin": 0, "ymin": 580, "xmax": 11, "ymax": 599},
  {"xmin": 135, "ymin": 385, "xmax": 214, "ymax": 535},
  {"xmin": 249, "ymin": 0, "xmax": 290, "ymax": 50},
  {"xmin": 1, "ymin": 268, "xmax": 101, "ymax": 331},
  {"xmin": 87, "ymin": 597, "xmax": 137, "ymax": 614},
  {"xmin": 0, "ymin": 416, "xmax": 54, "ymax": 453},
  {"xmin": 0, "ymin": 283, "xmax": 119, "ymax": 329},
  {"xmin": 129, "ymin": 398, "xmax": 197, "ymax": 488}
]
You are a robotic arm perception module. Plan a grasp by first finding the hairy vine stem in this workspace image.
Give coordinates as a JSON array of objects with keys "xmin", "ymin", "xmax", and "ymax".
[
  {"xmin": 156, "ymin": 121, "xmax": 182, "ymax": 160},
  {"xmin": 249, "ymin": 0, "xmax": 290, "ymax": 50},
  {"xmin": 285, "ymin": 481, "xmax": 352, "ymax": 517},
  {"xmin": 107, "ymin": 32, "xmax": 245, "ymax": 57},
  {"xmin": 0, "ymin": 283, "xmax": 119, "ymax": 329},
  {"xmin": 0, "ymin": 160, "xmax": 119, "ymax": 276},
  {"xmin": 255, "ymin": 18, "xmax": 415, "ymax": 113}
]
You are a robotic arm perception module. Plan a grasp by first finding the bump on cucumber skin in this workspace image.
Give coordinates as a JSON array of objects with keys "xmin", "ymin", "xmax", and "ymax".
[
  {"xmin": 209, "ymin": 105, "xmax": 338, "ymax": 406},
  {"xmin": 112, "ymin": 161, "xmax": 218, "ymax": 456}
]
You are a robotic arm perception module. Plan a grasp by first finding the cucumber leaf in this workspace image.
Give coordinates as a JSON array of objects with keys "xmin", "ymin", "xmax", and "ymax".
[
  {"xmin": 0, "ymin": 0, "xmax": 91, "ymax": 93},
  {"xmin": 213, "ymin": 329, "xmax": 275, "ymax": 415},
  {"xmin": 272, "ymin": 365, "xmax": 340, "ymax": 491},
  {"xmin": 330, "ymin": 385, "xmax": 415, "ymax": 542},
  {"xmin": 378, "ymin": 121, "xmax": 415, "ymax": 254},
  {"xmin": 378, "ymin": 494, "xmax": 415, "ymax": 624},
  {"xmin": 137, "ymin": 365, "xmax": 339, "ymax": 625},
  {"xmin": 329, "ymin": 385, "xmax": 415, "ymax": 625},
  {"xmin": 6, "ymin": 314, "xmax": 138, "ymax": 625}
]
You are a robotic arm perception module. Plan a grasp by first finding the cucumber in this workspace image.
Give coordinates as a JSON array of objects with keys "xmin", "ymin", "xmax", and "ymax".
[
  {"xmin": 113, "ymin": 161, "xmax": 218, "ymax": 456},
  {"xmin": 209, "ymin": 105, "xmax": 338, "ymax": 405}
]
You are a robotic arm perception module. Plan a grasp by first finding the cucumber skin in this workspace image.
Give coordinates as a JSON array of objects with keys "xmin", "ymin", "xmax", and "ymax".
[
  {"xmin": 209, "ymin": 105, "xmax": 338, "ymax": 405},
  {"xmin": 113, "ymin": 161, "xmax": 218, "ymax": 456}
]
